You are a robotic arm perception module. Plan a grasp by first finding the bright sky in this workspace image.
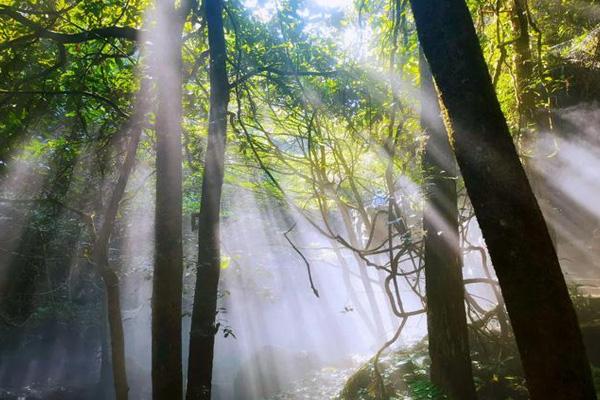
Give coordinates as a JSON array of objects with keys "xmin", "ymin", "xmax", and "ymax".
[
  {"xmin": 244, "ymin": 0, "xmax": 353, "ymax": 23},
  {"xmin": 310, "ymin": 0, "xmax": 353, "ymax": 9},
  {"xmin": 242, "ymin": 0, "xmax": 372, "ymax": 62}
]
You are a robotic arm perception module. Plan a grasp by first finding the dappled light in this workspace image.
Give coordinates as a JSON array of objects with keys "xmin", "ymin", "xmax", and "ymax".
[{"xmin": 0, "ymin": 0, "xmax": 599, "ymax": 399}]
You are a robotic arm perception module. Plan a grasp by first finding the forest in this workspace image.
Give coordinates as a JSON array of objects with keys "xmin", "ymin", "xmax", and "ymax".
[{"xmin": 0, "ymin": 0, "xmax": 599, "ymax": 398}]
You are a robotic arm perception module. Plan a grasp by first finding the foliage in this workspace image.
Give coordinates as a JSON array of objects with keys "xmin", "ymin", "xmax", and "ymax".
[
  {"xmin": 1, "ymin": 0, "xmax": 599, "ymax": 396},
  {"xmin": 337, "ymin": 291, "xmax": 600, "ymax": 400}
]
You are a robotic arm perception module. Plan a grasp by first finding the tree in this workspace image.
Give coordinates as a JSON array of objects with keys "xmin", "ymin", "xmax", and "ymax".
[
  {"xmin": 0, "ymin": 5, "xmax": 146, "ymax": 398},
  {"xmin": 420, "ymin": 52, "xmax": 477, "ymax": 400},
  {"xmin": 408, "ymin": 0, "xmax": 597, "ymax": 398},
  {"xmin": 509, "ymin": 0, "xmax": 535, "ymax": 129},
  {"xmin": 151, "ymin": 1, "xmax": 191, "ymax": 399},
  {"xmin": 186, "ymin": 0, "xmax": 229, "ymax": 397},
  {"xmin": 93, "ymin": 113, "xmax": 145, "ymax": 400}
]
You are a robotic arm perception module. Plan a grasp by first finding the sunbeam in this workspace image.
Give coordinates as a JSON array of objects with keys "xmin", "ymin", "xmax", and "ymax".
[{"xmin": 1, "ymin": 0, "xmax": 599, "ymax": 398}]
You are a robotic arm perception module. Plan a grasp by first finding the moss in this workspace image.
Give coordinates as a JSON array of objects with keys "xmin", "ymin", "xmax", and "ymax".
[
  {"xmin": 339, "ymin": 362, "xmax": 374, "ymax": 400},
  {"xmin": 338, "ymin": 347, "xmax": 431, "ymax": 400}
]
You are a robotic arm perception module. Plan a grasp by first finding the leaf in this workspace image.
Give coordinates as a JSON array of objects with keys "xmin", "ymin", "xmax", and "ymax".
[{"xmin": 220, "ymin": 255, "xmax": 231, "ymax": 269}]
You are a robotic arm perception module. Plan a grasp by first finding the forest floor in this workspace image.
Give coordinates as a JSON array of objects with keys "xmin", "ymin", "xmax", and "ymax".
[
  {"xmin": 271, "ymin": 289, "xmax": 600, "ymax": 400},
  {"xmin": 266, "ymin": 363, "xmax": 361, "ymax": 400},
  {"xmin": 270, "ymin": 337, "xmax": 600, "ymax": 400},
  {"xmin": 267, "ymin": 343, "xmax": 454, "ymax": 400}
]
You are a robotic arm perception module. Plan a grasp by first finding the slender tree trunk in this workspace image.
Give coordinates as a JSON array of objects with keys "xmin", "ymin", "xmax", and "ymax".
[
  {"xmin": 152, "ymin": 3, "xmax": 187, "ymax": 398},
  {"xmin": 99, "ymin": 266, "xmax": 129, "ymax": 400},
  {"xmin": 419, "ymin": 52, "xmax": 477, "ymax": 400},
  {"xmin": 186, "ymin": 0, "xmax": 229, "ymax": 397},
  {"xmin": 93, "ymin": 105, "xmax": 145, "ymax": 400},
  {"xmin": 98, "ymin": 293, "xmax": 114, "ymax": 400},
  {"xmin": 510, "ymin": 0, "xmax": 535, "ymax": 127},
  {"xmin": 338, "ymin": 203, "xmax": 387, "ymax": 340},
  {"xmin": 408, "ymin": 1, "xmax": 596, "ymax": 399},
  {"xmin": 329, "ymin": 237, "xmax": 378, "ymax": 338}
]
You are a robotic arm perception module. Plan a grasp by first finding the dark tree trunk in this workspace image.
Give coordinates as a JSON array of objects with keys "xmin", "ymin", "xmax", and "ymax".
[
  {"xmin": 408, "ymin": 0, "xmax": 596, "ymax": 399},
  {"xmin": 152, "ymin": 3, "xmax": 187, "ymax": 399},
  {"xmin": 186, "ymin": 0, "xmax": 229, "ymax": 397},
  {"xmin": 420, "ymin": 53, "xmax": 477, "ymax": 400}
]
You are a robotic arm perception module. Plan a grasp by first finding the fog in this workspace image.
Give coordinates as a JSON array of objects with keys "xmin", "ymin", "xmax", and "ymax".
[
  {"xmin": 1, "ymin": 0, "xmax": 599, "ymax": 395},
  {"xmin": 2, "ymin": 102, "xmax": 600, "ymax": 398}
]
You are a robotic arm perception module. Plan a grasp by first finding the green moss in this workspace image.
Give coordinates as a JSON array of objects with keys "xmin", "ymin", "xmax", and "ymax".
[{"xmin": 339, "ymin": 362, "xmax": 374, "ymax": 400}]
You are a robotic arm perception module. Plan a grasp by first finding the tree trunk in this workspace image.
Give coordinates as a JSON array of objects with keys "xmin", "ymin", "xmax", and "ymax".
[
  {"xmin": 338, "ymin": 203, "xmax": 387, "ymax": 340},
  {"xmin": 100, "ymin": 266, "xmax": 129, "ymax": 400},
  {"xmin": 93, "ymin": 104, "xmax": 145, "ymax": 400},
  {"xmin": 98, "ymin": 292, "xmax": 114, "ymax": 400},
  {"xmin": 419, "ymin": 52, "xmax": 477, "ymax": 400},
  {"xmin": 329, "ymin": 237, "xmax": 379, "ymax": 338},
  {"xmin": 408, "ymin": 1, "xmax": 596, "ymax": 399},
  {"xmin": 510, "ymin": 0, "xmax": 535, "ymax": 127},
  {"xmin": 152, "ymin": 3, "xmax": 186, "ymax": 398},
  {"xmin": 186, "ymin": 0, "xmax": 229, "ymax": 398}
]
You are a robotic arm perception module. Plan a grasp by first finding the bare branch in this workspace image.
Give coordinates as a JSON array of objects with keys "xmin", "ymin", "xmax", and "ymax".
[{"xmin": 283, "ymin": 223, "xmax": 320, "ymax": 298}]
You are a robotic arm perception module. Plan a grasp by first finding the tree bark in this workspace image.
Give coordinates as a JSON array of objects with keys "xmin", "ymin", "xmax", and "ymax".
[
  {"xmin": 92, "ymin": 101, "xmax": 146, "ymax": 400},
  {"xmin": 152, "ymin": 2, "xmax": 187, "ymax": 398},
  {"xmin": 186, "ymin": 0, "xmax": 229, "ymax": 398},
  {"xmin": 99, "ymin": 267, "xmax": 129, "ymax": 400},
  {"xmin": 408, "ymin": 0, "xmax": 596, "ymax": 399},
  {"xmin": 510, "ymin": 0, "xmax": 535, "ymax": 127},
  {"xmin": 420, "ymin": 52, "xmax": 477, "ymax": 400},
  {"xmin": 98, "ymin": 292, "xmax": 114, "ymax": 400}
]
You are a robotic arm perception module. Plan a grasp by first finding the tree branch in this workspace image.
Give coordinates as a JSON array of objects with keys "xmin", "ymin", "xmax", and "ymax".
[
  {"xmin": 0, "ymin": 89, "xmax": 129, "ymax": 118},
  {"xmin": 229, "ymin": 66, "xmax": 338, "ymax": 88},
  {"xmin": 0, "ymin": 6, "xmax": 141, "ymax": 45},
  {"xmin": 283, "ymin": 223, "xmax": 320, "ymax": 298}
]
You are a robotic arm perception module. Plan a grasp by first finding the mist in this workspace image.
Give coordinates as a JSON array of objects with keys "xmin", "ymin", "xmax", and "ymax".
[{"xmin": 2, "ymin": 0, "xmax": 600, "ymax": 399}]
